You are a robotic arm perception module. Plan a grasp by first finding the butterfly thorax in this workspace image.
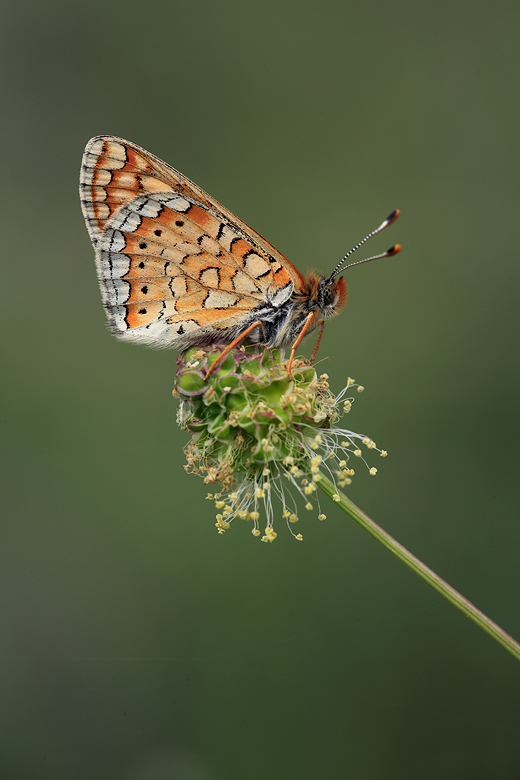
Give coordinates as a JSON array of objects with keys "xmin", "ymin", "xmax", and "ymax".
[{"xmin": 246, "ymin": 273, "xmax": 347, "ymax": 348}]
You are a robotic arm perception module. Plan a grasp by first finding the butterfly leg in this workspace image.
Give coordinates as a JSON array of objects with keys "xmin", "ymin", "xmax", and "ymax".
[
  {"xmin": 309, "ymin": 319, "xmax": 325, "ymax": 364},
  {"xmin": 205, "ymin": 320, "xmax": 265, "ymax": 379},
  {"xmin": 287, "ymin": 312, "xmax": 315, "ymax": 378}
]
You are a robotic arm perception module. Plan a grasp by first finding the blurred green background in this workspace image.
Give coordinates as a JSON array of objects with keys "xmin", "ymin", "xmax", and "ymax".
[{"xmin": 2, "ymin": 1, "xmax": 520, "ymax": 777}]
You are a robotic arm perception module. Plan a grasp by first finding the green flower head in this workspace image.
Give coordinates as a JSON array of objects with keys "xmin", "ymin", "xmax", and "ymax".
[{"xmin": 174, "ymin": 344, "xmax": 386, "ymax": 542}]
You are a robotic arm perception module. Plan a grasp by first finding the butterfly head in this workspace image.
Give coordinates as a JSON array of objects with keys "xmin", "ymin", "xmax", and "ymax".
[{"xmin": 304, "ymin": 274, "xmax": 348, "ymax": 318}]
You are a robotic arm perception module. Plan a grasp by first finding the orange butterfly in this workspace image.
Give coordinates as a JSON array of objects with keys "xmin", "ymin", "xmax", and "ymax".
[{"xmin": 80, "ymin": 136, "xmax": 400, "ymax": 374}]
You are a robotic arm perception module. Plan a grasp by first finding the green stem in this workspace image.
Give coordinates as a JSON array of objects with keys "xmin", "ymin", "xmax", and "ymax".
[{"xmin": 317, "ymin": 473, "xmax": 520, "ymax": 663}]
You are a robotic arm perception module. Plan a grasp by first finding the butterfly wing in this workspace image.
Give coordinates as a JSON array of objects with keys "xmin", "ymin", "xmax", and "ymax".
[{"xmin": 80, "ymin": 136, "xmax": 305, "ymax": 348}]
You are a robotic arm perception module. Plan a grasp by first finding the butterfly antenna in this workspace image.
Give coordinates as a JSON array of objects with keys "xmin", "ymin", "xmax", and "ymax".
[{"xmin": 328, "ymin": 209, "xmax": 400, "ymax": 280}]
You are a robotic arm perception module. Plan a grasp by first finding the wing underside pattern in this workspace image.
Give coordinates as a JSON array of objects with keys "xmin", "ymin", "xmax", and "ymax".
[{"xmin": 80, "ymin": 137, "xmax": 298, "ymax": 347}]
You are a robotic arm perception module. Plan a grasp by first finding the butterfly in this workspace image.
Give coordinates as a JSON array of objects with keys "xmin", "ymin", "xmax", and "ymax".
[{"xmin": 80, "ymin": 136, "xmax": 400, "ymax": 375}]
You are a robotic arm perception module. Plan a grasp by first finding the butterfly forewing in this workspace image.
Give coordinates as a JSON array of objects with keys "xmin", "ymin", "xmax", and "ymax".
[{"xmin": 80, "ymin": 136, "xmax": 300, "ymax": 348}]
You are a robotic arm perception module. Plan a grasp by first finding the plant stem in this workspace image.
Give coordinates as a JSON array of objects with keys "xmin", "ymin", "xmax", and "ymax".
[{"xmin": 317, "ymin": 473, "xmax": 520, "ymax": 663}]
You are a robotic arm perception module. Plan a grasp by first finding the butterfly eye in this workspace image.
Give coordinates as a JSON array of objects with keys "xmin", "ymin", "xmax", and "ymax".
[{"xmin": 322, "ymin": 285, "xmax": 337, "ymax": 308}]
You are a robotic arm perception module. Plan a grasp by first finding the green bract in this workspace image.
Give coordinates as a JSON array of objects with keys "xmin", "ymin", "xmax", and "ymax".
[{"xmin": 175, "ymin": 344, "xmax": 335, "ymax": 474}]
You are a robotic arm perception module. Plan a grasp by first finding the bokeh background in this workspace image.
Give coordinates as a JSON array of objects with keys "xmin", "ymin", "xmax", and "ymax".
[{"xmin": 2, "ymin": 1, "xmax": 520, "ymax": 778}]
